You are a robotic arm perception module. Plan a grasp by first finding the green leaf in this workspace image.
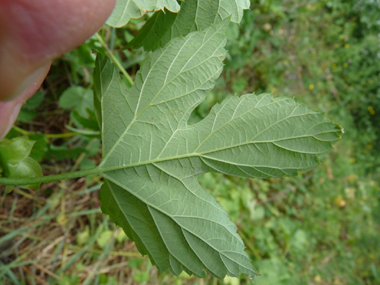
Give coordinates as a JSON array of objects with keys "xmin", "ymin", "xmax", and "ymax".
[
  {"xmin": 16, "ymin": 110, "xmax": 37, "ymax": 122},
  {"xmin": 71, "ymin": 110, "xmax": 100, "ymax": 131},
  {"xmin": 116, "ymin": 229, "xmax": 128, "ymax": 243},
  {"xmin": 133, "ymin": 270, "xmax": 150, "ymax": 283},
  {"xmin": 0, "ymin": 137, "xmax": 43, "ymax": 191},
  {"xmin": 59, "ymin": 86, "xmax": 94, "ymax": 118},
  {"xmin": 128, "ymin": 258, "xmax": 143, "ymax": 268},
  {"xmin": 128, "ymin": 0, "xmax": 250, "ymax": 51},
  {"xmin": 94, "ymin": 20, "xmax": 342, "ymax": 278},
  {"xmin": 22, "ymin": 90, "xmax": 46, "ymax": 110},
  {"xmin": 28, "ymin": 133, "xmax": 48, "ymax": 162},
  {"xmin": 106, "ymin": 0, "xmax": 180, "ymax": 28},
  {"xmin": 77, "ymin": 225, "xmax": 90, "ymax": 246},
  {"xmin": 16, "ymin": 76, "xmax": 45, "ymax": 123},
  {"xmin": 97, "ymin": 230, "xmax": 113, "ymax": 248}
]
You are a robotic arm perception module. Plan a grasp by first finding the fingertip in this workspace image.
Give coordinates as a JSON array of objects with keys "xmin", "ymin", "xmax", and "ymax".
[
  {"xmin": 0, "ymin": 62, "xmax": 51, "ymax": 102},
  {"xmin": 0, "ymin": 63, "xmax": 50, "ymax": 140},
  {"xmin": 0, "ymin": 0, "xmax": 116, "ymax": 101},
  {"xmin": 0, "ymin": 0, "xmax": 117, "ymax": 62}
]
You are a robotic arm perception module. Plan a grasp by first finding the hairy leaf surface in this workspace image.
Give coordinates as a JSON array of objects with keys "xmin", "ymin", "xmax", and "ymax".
[
  {"xmin": 107, "ymin": 0, "xmax": 180, "ymax": 27},
  {"xmin": 128, "ymin": 0, "xmax": 250, "ymax": 51},
  {"xmin": 94, "ymin": 21, "xmax": 342, "ymax": 278}
]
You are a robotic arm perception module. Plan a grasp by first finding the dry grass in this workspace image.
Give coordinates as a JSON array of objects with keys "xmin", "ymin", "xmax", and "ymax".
[
  {"xmin": 0, "ymin": 179, "xmax": 210, "ymax": 285},
  {"xmin": 0, "ymin": 47, "xmax": 212, "ymax": 285}
]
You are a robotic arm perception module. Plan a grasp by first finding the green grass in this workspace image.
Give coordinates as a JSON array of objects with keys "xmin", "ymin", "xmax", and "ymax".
[{"xmin": 1, "ymin": 0, "xmax": 379, "ymax": 284}]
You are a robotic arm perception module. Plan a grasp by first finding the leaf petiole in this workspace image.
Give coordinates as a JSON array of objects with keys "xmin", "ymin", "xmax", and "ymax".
[
  {"xmin": 94, "ymin": 33, "xmax": 133, "ymax": 87},
  {"xmin": 0, "ymin": 167, "xmax": 101, "ymax": 186},
  {"xmin": 12, "ymin": 125, "xmax": 78, "ymax": 139}
]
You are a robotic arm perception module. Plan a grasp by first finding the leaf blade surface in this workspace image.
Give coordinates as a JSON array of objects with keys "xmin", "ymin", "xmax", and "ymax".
[
  {"xmin": 95, "ymin": 20, "xmax": 342, "ymax": 278},
  {"xmin": 128, "ymin": 0, "xmax": 250, "ymax": 51},
  {"xmin": 106, "ymin": 0, "xmax": 180, "ymax": 27}
]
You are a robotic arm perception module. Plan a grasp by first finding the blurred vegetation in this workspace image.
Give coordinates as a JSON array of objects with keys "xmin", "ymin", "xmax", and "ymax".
[{"xmin": 1, "ymin": 0, "xmax": 379, "ymax": 284}]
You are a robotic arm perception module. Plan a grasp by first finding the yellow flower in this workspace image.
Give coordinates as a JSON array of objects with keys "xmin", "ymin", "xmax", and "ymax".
[
  {"xmin": 334, "ymin": 196, "xmax": 346, "ymax": 207},
  {"xmin": 343, "ymin": 63, "xmax": 348, "ymax": 68},
  {"xmin": 309, "ymin": 84, "xmax": 315, "ymax": 90},
  {"xmin": 349, "ymin": 157, "xmax": 356, "ymax": 163},
  {"xmin": 332, "ymin": 64, "xmax": 337, "ymax": 69},
  {"xmin": 370, "ymin": 253, "xmax": 375, "ymax": 259},
  {"xmin": 368, "ymin": 106, "xmax": 375, "ymax": 115},
  {"xmin": 314, "ymin": 275, "xmax": 322, "ymax": 283},
  {"xmin": 339, "ymin": 35, "xmax": 345, "ymax": 40},
  {"xmin": 344, "ymin": 43, "xmax": 350, "ymax": 48}
]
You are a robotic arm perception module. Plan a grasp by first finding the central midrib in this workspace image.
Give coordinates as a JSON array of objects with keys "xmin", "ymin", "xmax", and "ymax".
[{"xmin": 98, "ymin": 133, "xmax": 323, "ymax": 174}]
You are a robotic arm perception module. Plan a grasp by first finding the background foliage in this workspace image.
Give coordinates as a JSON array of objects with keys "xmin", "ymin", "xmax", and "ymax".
[{"xmin": 1, "ymin": 0, "xmax": 379, "ymax": 284}]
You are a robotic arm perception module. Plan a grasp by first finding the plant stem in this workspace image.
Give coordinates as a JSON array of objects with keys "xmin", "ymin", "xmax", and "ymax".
[
  {"xmin": 0, "ymin": 167, "xmax": 101, "ymax": 186},
  {"xmin": 45, "ymin": 132, "xmax": 78, "ymax": 139},
  {"xmin": 13, "ymin": 125, "xmax": 78, "ymax": 139},
  {"xmin": 12, "ymin": 125, "xmax": 29, "ymax": 135},
  {"xmin": 95, "ymin": 33, "xmax": 134, "ymax": 87}
]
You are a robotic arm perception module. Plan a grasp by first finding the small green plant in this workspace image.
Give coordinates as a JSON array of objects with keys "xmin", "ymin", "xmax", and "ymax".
[{"xmin": 0, "ymin": 0, "xmax": 343, "ymax": 279}]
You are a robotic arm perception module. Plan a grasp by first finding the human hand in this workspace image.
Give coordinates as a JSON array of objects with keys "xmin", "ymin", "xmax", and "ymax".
[{"xmin": 0, "ymin": 0, "xmax": 116, "ymax": 139}]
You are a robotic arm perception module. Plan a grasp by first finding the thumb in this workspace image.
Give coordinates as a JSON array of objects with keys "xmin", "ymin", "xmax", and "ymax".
[
  {"xmin": 0, "ymin": 0, "xmax": 116, "ymax": 139},
  {"xmin": 0, "ymin": 67, "xmax": 49, "ymax": 140},
  {"xmin": 0, "ymin": 0, "xmax": 116, "ymax": 101}
]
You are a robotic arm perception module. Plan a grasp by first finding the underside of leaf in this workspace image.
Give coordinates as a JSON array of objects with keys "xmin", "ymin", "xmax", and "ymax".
[
  {"xmin": 94, "ymin": 20, "xmax": 342, "ymax": 278},
  {"xmin": 128, "ymin": 0, "xmax": 250, "ymax": 51},
  {"xmin": 106, "ymin": 0, "xmax": 180, "ymax": 27}
]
